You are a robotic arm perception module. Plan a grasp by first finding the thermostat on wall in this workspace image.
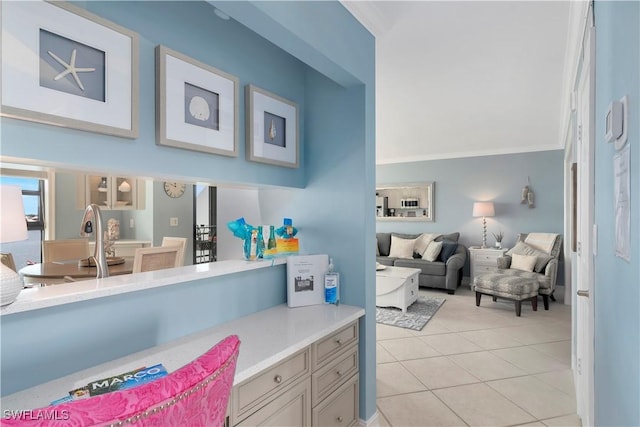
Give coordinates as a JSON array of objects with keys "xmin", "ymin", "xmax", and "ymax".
[{"xmin": 605, "ymin": 95, "xmax": 628, "ymax": 150}]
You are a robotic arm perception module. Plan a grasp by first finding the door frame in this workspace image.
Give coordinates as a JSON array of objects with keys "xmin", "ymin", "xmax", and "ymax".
[{"xmin": 574, "ymin": 8, "xmax": 595, "ymax": 425}]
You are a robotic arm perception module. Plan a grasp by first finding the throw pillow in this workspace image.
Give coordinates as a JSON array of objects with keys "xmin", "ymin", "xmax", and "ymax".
[
  {"xmin": 388, "ymin": 235, "xmax": 416, "ymax": 259},
  {"xmin": 439, "ymin": 240, "xmax": 458, "ymax": 262},
  {"xmin": 422, "ymin": 241, "xmax": 443, "ymax": 262},
  {"xmin": 377, "ymin": 233, "xmax": 392, "ymax": 256},
  {"xmin": 510, "ymin": 253, "xmax": 537, "ymax": 272},
  {"xmin": 434, "ymin": 232, "xmax": 459, "ymax": 243},
  {"xmin": 414, "ymin": 233, "xmax": 437, "ymax": 256},
  {"xmin": 507, "ymin": 241, "xmax": 553, "ymax": 273}
]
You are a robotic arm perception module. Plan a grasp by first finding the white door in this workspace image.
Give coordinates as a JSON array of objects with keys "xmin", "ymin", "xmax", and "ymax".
[{"xmin": 575, "ymin": 23, "xmax": 595, "ymax": 427}]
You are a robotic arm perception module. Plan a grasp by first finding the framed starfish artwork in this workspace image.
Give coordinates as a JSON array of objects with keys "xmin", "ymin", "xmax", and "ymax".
[
  {"xmin": 245, "ymin": 85, "xmax": 299, "ymax": 168},
  {"xmin": 156, "ymin": 45, "xmax": 239, "ymax": 157},
  {"xmin": 0, "ymin": 1, "xmax": 139, "ymax": 138}
]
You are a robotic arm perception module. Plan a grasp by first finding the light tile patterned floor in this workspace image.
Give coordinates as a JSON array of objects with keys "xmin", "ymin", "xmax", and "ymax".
[{"xmin": 376, "ymin": 286, "xmax": 582, "ymax": 427}]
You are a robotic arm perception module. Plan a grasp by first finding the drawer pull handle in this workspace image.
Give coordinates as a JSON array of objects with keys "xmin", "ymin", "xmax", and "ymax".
[
  {"xmin": 274, "ymin": 375, "xmax": 282, "ymax": 384},
  {"xmin": 336, "ymin": 338, "xmax": 342, "ymax": 345},
  {"xmin": 336, "ymin": 370, "xmax": 342, "ymax": 376},
  {"xmin": 337, "ymin": 416, "xmax": 344, "ymax": 423}
]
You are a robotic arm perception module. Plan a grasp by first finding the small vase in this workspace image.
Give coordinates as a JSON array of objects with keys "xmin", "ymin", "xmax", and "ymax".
[{"xmin": 495, "ymin": 242, "xmax": 502, "ymax": 249}]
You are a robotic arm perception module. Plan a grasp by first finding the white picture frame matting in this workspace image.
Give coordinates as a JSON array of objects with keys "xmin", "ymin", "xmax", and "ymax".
[
  {"xmin": 1, "ymin": 0, "xmax": 139, "ymax": 138},
  {"xmin": 156, "ymin": 45, "xmax": 239, "ymax": 157},
  {"xmin": 246, "ymin": 84, "xmax": 299, "ymax": 168}
]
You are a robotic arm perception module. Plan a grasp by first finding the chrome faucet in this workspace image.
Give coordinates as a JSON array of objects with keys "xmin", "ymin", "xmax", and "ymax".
[{"xmin": 80, "ymin": 203, "xmax": 109, "ymax": 279}]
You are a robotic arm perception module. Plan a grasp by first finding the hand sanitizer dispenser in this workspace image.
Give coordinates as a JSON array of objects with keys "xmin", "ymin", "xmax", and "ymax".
[{"xmin": 324, "ymin": 258, "xmax": 340, "ymax": 304}]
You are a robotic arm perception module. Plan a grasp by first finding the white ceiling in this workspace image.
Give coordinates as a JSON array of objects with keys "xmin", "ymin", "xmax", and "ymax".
[{"xmin": 342, "ymin": 1, "xmax": 576, "ymax": 165}]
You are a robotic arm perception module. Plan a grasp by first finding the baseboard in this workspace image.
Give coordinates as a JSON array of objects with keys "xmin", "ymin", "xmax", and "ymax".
[{"xmin": 359, "ymin": 410, "xmax": 380, "ymax": 427}]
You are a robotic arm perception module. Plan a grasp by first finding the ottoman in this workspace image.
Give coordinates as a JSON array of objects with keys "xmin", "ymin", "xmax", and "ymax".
[{"xmin": 473, "ymin": 273, "xmax": 539, "ymax": 317}]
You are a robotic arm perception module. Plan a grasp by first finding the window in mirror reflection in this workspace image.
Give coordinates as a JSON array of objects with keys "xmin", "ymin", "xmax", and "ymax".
[{"xmin": 0, "ymin": 175, "xmax": 45, "ymax": 268}]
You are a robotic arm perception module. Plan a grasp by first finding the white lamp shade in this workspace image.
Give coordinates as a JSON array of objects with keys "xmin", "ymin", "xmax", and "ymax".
[
  {"xmin": 0, "ymin": 185, "xmax": 27, "ymax": 306},
  {"xmin": 0, "ymin": 185, "xmax": 28, "ymax": 243},
  {"xmin": 472, "ymin": 202, "xmax": 495, "ymax": 217}
]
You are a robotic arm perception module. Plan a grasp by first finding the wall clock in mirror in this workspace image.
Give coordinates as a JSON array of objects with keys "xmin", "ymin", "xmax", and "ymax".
[{"xmin": 163, "ymin": 182, "xmax": 186, "ymax": 198}]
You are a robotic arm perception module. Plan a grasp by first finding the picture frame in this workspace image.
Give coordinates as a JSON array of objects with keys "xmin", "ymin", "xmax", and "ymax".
[
  {"xmin": 0, "ymin": 1, "xmax": 139, "ymax": 138},
  {"xmin": 156, "ymin": 45, "xmax": 239, "ymax": 157},
  {"xmin": 245, "ymin": 84, "xmax": 299, "ymax": 168}
]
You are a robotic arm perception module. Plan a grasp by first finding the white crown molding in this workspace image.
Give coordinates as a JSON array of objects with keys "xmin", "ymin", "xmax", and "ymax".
[
  {"xmin": 376, "ymin": 145, "xmax": 564, "ymax": 165},
  {"xmin": 340, "ymin": 1, "xmax": 391, "ymax": 37}
]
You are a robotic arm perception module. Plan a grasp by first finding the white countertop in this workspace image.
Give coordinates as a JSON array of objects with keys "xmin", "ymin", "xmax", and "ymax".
[
  {"xmin": 1, "ymin": 303, "xmax": 365, "ymax": 411},
  {"xmin": 2, "ymin": 258, "xmax": 286, "ymax": 316}
]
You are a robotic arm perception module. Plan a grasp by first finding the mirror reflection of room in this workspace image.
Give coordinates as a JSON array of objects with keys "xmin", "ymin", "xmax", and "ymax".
[{"xmin": 0, "ymin": 166, "xmax": 220, "ymax": 285}]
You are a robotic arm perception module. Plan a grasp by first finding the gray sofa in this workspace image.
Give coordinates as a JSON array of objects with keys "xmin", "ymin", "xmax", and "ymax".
[{"xmin": 376, "ymin": 232, "xmax": 467, "ymax": 294}]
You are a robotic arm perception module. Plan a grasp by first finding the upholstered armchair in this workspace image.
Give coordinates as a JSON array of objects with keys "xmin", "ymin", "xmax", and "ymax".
[{"xmin": 495, "ymin": 233, "xmax": 563, "ymax": 309}]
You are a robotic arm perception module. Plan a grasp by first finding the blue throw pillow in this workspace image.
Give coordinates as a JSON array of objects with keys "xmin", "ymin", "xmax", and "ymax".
[{"xmin": 439, "ymin": 241, "xmax": 458, "ymax": 262}]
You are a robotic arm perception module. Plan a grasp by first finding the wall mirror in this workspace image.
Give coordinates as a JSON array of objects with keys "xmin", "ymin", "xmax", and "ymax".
[
  {"xmin": 376, "ymin": 182, "xmax": 435, "ymax": 222},
  {"xmin": 0, "ymin": 158, "xmax": 220, "ymax": 274}
]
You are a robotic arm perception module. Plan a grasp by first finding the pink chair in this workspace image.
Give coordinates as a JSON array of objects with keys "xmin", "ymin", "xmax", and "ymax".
[{"xmin": 3, "ymin": 335, "xmax": 240, "ymax": 426}]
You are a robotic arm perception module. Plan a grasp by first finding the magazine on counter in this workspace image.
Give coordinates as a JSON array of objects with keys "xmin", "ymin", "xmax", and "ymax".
[{"xmin": 51, "ymin": 364, "xmax": 168, "ymax": 405}]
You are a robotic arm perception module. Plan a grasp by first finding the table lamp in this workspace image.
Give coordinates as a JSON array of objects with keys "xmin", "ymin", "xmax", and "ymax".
[
  {"xmin": 472, "ymin": 201, "xmax": 495, "ymax": 248},
  {"xmin": 0, "ymin": 185, "xmax": 29, "ymax": 306}
]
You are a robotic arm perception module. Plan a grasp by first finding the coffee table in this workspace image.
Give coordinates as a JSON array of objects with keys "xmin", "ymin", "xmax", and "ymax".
[{"xmin": 376, "ymin": 265, "xmax": 421, "ymax": 313}]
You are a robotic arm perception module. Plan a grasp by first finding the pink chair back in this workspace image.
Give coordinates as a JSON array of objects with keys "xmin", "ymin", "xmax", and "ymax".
[{"xmin": 3, "ymin": 335, "xmax": 240, "ymax": 426}]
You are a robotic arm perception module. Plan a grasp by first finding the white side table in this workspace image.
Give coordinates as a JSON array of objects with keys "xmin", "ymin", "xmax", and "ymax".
[{"xmin": 469, "ymin": 246, "xmax": 509, "ymax": 289}]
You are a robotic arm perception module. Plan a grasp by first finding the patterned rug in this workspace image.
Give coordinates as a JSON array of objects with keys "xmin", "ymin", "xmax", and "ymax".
[{"xmin": 376, "ymin": 296, "xmax": 446, "ymax": 331}]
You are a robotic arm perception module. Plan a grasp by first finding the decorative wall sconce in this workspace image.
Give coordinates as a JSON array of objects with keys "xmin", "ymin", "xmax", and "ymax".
[{"xmin": 521, "ymin": 178, "xmax": 535, "ymax": 208}]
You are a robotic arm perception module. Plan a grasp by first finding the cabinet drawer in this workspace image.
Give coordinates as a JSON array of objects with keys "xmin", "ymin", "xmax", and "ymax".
[
  {"xmin": 312, "ymin": 375, "xmax": 359, "ymax": 427},
  {"xmin": 472, "ymin": 253, "xmax": 502, "ymax": 263},
  {"xmin": 233, "ymin": 348, "xmax": 309, "ymax": 421},
  {"xmin": 312, "ymin": 344, "xmax": 358, "ymax": 405},
  {"xmin": 235, "ymin": 377, "xmax": 311, "ymax": 427},
  {"xmin": 475, "ymin": 264, "xmax": 498, "ymax": 274},
  {"xmin": 312, "ymin": 321, "xmax": 358, "ymax": 369}
]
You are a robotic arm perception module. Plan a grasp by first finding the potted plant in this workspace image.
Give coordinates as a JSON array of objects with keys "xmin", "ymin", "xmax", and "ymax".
[{"xmin": 492, "ymin": 231, "xmax": 504, "ymax": 249}]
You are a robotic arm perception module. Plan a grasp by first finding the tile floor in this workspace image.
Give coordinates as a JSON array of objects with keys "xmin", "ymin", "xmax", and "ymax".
[{"xmin": 376, "ymin": 285, "xmax": 582, "ymax": 427}]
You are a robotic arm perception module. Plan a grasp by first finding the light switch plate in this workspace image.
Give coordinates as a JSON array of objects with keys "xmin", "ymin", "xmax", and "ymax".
[{"xmin": 170, "ymin": 217, "xmax": 178, "ymax": 227}]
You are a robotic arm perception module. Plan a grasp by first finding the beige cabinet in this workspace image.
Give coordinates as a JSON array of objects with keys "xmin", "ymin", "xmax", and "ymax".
[
  {"xmin": 230, "ymin": 321, "xmax": 359, "ymax": 427},
  {"xmin": 77, "ymin": 174, "xmax": 146, "ymax": 210},
  {"xmin": 235, "ymin": 378, "xmax": 311, "ymax": 427},
  {"xmin": 469, "ymin": 247, "xmax": 508, "ymax": 288}
]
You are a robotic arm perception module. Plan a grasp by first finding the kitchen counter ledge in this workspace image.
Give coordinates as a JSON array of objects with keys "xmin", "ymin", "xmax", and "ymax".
[
  {"xmin": 1, "ymin": 258, "xmax": 287, "ymax": 316},
  {"xmin": 1, "ymin": 303, "xmax": 365, "ymax": 411}
]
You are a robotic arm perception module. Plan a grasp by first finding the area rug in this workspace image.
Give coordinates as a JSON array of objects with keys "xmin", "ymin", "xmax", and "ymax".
[{"xmin": 376, "ymin": 296, "xmax": 445, "ymax": 331}]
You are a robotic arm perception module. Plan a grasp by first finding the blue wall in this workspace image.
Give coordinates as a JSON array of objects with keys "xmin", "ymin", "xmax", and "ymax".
[
  {"xmin": 376, "ymin": 150, "xmax": 565, "ymax": 279},
  {"xmin": 593, "ymin": 2, "xmax": 639, "ymax": 425},
  {"xmin": 1, "ymin": 1, "xmax": 377, "ymax": 420},
  {"xmin": 1, "ymin": 266, "xmax": 287, "ymax": 395},
  {"xmin": 1, "ymin": 1, "xmax": 307, "ymax": 189}
]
